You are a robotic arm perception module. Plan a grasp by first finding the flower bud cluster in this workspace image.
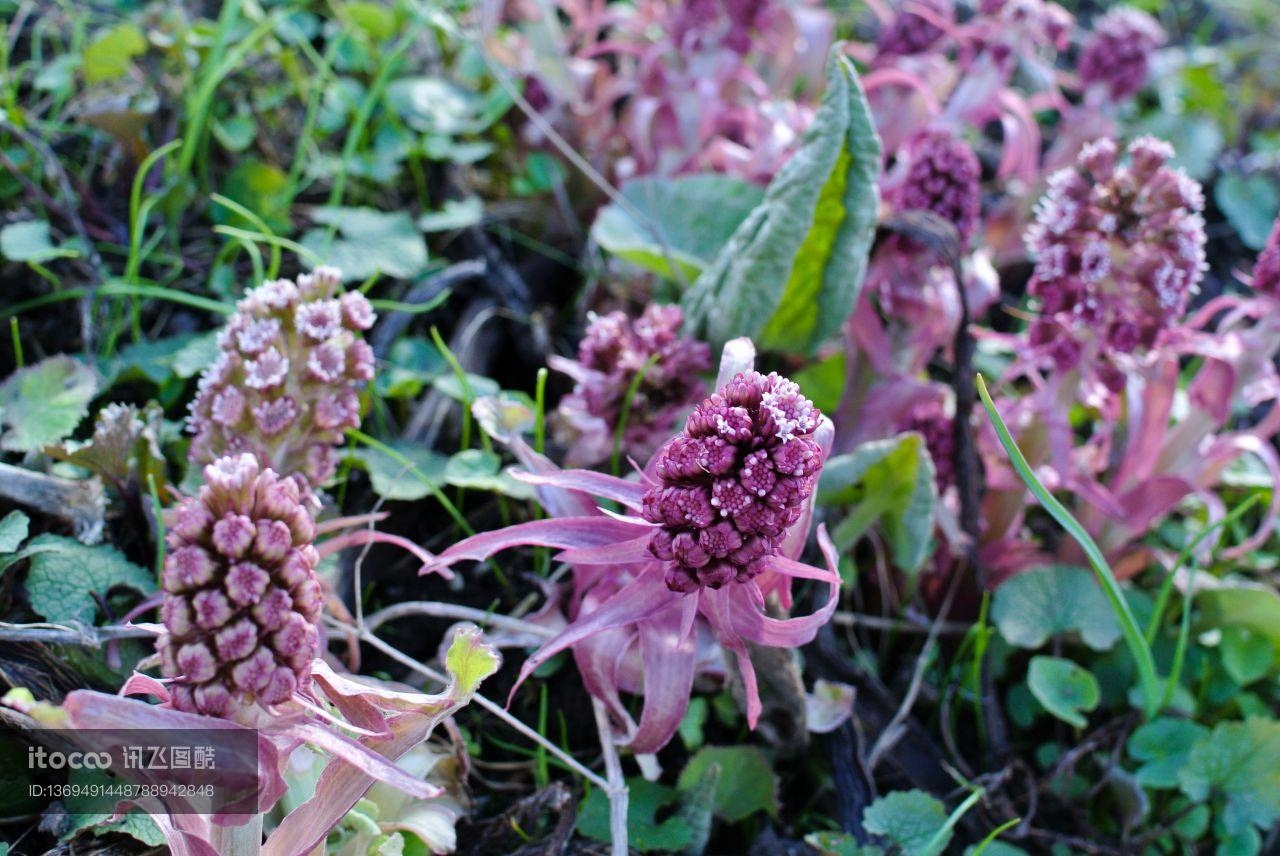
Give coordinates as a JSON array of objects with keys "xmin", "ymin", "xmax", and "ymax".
[
  {"xmin": 1078, "ymin": 8, "xmax": 1164, "ymax": 102},
  {"xmin": 158, "ymin": 454, "xmax": 323, "ymax": 718},
  {"xmin": 898, "ymin": 399, "xmax": 956, "ymax": 492},
  {"xmin": 1025, "ymin": 137, "xmax": 1206, "ymax": 390},
  {"xmin": 892, "ymin": 127, "xmax": 982, "ymax": 246},
  {"xmin": 188, "ymin": 266, "xmax": 376, "ymax": 487},
  {"xmin": 876, "ymin": 0, "xmax": 952, "ymax": 58},
  {"xmin": 555, "ymin": 304, "xmax": 711, "ymax": 466},
  {"xmin": 642, "ymin": 372, "xmax": 823, "ymax": 593}
]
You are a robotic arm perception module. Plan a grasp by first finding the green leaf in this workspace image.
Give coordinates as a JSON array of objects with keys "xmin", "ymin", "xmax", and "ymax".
[
  {"xmin": 590, "ymin": 175, "xmax": 764, "ymax": 282},
  {"xmin": 792, "ymin": 351, "xmax": 847, "ymax": 414},
  {"xmin": 444, "ymin": 625, "xmax": 501, "ymax": 695},
  {"xmin": 417, "ymin": 197, "xmax": 484, "ymax": 233},
  {"xmin": 0, "ymin": 220, "xmax": 79, "ymax": 263},
  {"xmin": 0, "ymin": 355, "xmax": 99, "ymax": 453},
  {"xmin": 577, "ymin": 779, "xmax": 693, "ymax": 852},
  {"xmin": 676, "ymin": 746, "xmax": 778, "ymax": 823},
  {"xmin": 862, "ymin": 790, "xmax": 950, "ymax": 856},
  {"xmin": 82, "ymin": 24, "xmax": 146, "ymax": 85},
  {"xmin": 172, "ymin": 332, "xmax": 221, "ymax": 379},
  {"xmin": 1197, "ymin": 582, "xmax": 1280, "ymax": 652},
  {"xmin": 216, "ymin": 160, "xmax": 291, "ymax": 234},
  {"xmin": 804, "ymin": 831, "xmax": 883, "ymax": 856},
  {"xmin": 1215, "ymin": 172, "xmax": 1280, "ymax": 250},
  {"xmin": 817, "ymin": 434, "xmax": 937, "ymax": 575},
  {"xmin": 300, "ymin": 208, "xmax": 428, "ymax": 282},
  {"xmin": 683, "ymin": 48, "xmax": 880, "ymax": 355},
  {"xmin": 1220, "ymin": 626, "xmax": 1274, "ymax": 686},
  {"xmin": 1027, "ymin": 656, "xmax": 1099, "ymax": 728},
  {"xmin": 1179, "ymin": 718, "xmax": 1280, "ymax": 836},
  {"xmin": 375, "ymin": 337, "xmax": 447, "ymax": 399},
  {"xmin": 431, "ymin": 372, "xmax": 500, "ymax": 402},
  {"xmin": 0, "ymin": 511, "xmax": 29, "ymax": 553},
  {"xmin": 443, "ymin": 450, "xmax": 535, "ymax": 499},
  {"xmin": 991, "ymin": 565, "xmax": 1122, "ymax": 651},
  {"xmin": 348, "ymin": 443, "xmax": 449, "ymax": 502},
  {"xmin": 17, "ymin": 535, "xmax": 155, "ymax": 626},
  {"xmin": 386, "ymin": 77, "xmax": 488, "ymax": 136},
  {"xmin": 1128, "ymin": 717, "xmax": 1208, "ymax": 789},
  {"xmin": 341, "ymin": 1, "xmax": 399, "ymax": 41}
]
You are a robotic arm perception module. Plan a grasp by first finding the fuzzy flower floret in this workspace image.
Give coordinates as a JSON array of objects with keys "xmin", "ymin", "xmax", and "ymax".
[
  {"xmin": 1078, "ymin": 8, "xmax": 1164, "ymax": 102},
  {"xmin": 188, "ymin": 266, "xmax": 375, "ymax": 487},
  {"xmin": 553, "ymin": 304, "xmax": 711, "ymax": 467},
  {"xmin": 643, "ymin": 371, "xmax": 822, "ymax": 593},
  {"xmin": 1024, "ymin": 136, "xmax": 1206, "ymax": 391},
  {"xmin": 158, "ymin": 453, "xmax": 322, "ymax": 718}
]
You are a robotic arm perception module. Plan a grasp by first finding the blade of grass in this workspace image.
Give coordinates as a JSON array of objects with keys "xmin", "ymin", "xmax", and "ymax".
[
  {"xmin": 975, "ymin": 374, "xmax": 1161, "ymax": 718},
  {"xmin": 1145, "ymin": 494, "xmax": 1260, "ymax": 644},
  {"xmin": 610, "ymin": 353, "xmax": 659, "ymax": 476}
]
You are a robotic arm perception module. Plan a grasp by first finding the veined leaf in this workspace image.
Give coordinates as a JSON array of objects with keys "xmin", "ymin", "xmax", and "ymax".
[{"xmin": 682, "ymin": 45, "xmax": 880, "ymax": 355}]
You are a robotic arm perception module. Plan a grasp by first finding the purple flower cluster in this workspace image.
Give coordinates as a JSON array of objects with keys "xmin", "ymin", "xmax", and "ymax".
[
  {"xmin": 1024, "ymin": 136, "xmax": 1206, "ymax": 390},
  {"xmin": 188, "ymin": 266, "xmax": 375, "ymax": 488},
  {"xmin": 1078, "ymin": 8, "xmax": 1165, "ymax": 102},
  {"xmin": 642, "ymin": 371, "xmax": 823, "ymax": 593},
  {"xmin": 892, "ymin": 127, "xmax": 982, "ymax": 245},
  {"xmin": 898, "ymin": 399, "xmax": 957, "ymax": 491},
  {"xmin": 553, "ymin": 304, "xmax": 711, "ymax": 467},
  {"xmin": 158, "ymin": 454, "xmax": 323, "ymax": 718},
  {"xmin": 875, "ymin": 0, "xmax": 953, "ymax": 58}
]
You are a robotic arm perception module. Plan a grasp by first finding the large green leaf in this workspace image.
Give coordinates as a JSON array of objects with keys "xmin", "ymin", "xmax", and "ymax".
[
  {"xmin": 577, "ymin": 779, "xmax": 693, "ymax": 853},
  {"xmin": 990, "ymin": 565, "xmax": 1122, "ymax": 651},
  {"xmin": 861, "ymin": 790, "xmax": 949, "ymax": 856},
  {"xmin": 1027, "ymin": 655, "xmax": 1100, "ymax": 728},
  {"xmin": 590, "ymin": 174, "xmax": 764, "ymax": 282},
  {"xmin": 1180, "ymin": 718, "xmax": 1280, "ymax": 836},
  {"xmin": 675, "ymin": 745, "xmax": 778, "ymax": 823},
  {"xmin": 0, "ymin": 356, "xmax": 99, "ymax": 453},
  {"xmin": 682, "ymin": 46, "xmax": 880, "ymax": 355},
  {"xmin": 11, "ymin": 535, "xmax": 155, "ymax": 626},
  {"xmin": 1128, "ymin": 717, "xmax": 1208, "ymax": 789},
  {"xmin": 816, "ymin": 433, "xmax": 937, "ymax": 575},
  {"xmin": 1197, "ymin": 581, "xmax": 1280, "ymax": 651},
  {"xmin": 300, "ymin": 207, "xmax": 428, "ymax": 282}
]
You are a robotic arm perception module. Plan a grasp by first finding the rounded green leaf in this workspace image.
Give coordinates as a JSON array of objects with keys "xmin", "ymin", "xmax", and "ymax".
[
  {"xmin": 991, "ymin": 565, "xmax": 1121, "ymax": 651},
  {"xmin": 1027, "ymin": 655, "xmax": 1100, "ymax": 728}
]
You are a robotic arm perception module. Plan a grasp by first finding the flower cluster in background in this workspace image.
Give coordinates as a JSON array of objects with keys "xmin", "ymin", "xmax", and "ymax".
[
  {"xmin": 552, "ymin": 303, "xmax": 711, "ymax": 467},
  {"xmin": 188, "ymin": 266, "xmax": 376, "ymax": 489},
  {"xmin": 1023, "ymin": 136, "xmax": 1207, "ymax": 397}
]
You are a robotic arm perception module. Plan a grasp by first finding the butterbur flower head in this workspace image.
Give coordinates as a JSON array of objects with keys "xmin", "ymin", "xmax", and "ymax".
[
  {"xmin": 553, "ymin": 304, "xmax": 712, "ymax": 467},
  {"xmin": 1024, "ymin": 137, "xmax": 1206, "ymax": 391},
  {"xmin": 643, "ymin": 371, "xmax": 822, "ymax": 592},
  {"xmin": 897, "ymin": 398, "xmax": 957, "ymax": 492},
  {"xmin": 158, "ymin": 454, "xmax": 322, "ymax": 719},
  {"xmin": 1078, "ymin": 8, "xmax": 1164, "ymax": 102},
  {"xmin": 188, "ymin": 266, "xmax": 375, "ymax": 487},
  {"xmin": 432, "ymin": 339, "xmax": 839, "ymax": 753},
  {"xmin": 876, "ymin": 0, "xmax": 953, "ymax": 58},
  {"xmin": 892, "ymin": 127, "xmax": 982, "ymax": 245}
]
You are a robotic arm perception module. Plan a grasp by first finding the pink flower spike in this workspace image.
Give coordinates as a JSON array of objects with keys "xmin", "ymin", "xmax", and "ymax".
[{"xmin": 434, "ymin": 350, "xmax": 840, "ymax": 752}]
